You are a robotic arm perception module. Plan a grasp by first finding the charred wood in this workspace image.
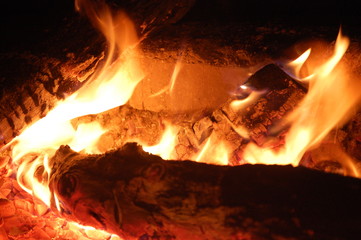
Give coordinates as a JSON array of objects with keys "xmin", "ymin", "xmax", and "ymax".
[
  {"xmin": 0, "ymin": 51, "xmax": 102, "ymax": 145},
  {"xmin": 48, "ymin": 142, "xmax": 361, "ymax": 240}
]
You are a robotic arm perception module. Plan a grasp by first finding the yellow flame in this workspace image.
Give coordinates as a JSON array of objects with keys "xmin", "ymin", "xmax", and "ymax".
[
  {"xmin": 230, "ymin": 88, "xmax": 265, "ymax": 112},
  {"xmin": 226, "ymin": 120, "xmax": 250, "ymax": 139},
  {"xmin": 68, "ymin": 221, "xmax": 121, "ymax": 239},
  {"xmin": 150, "ymin": 60, "xmax": 182, "ymax": 97},
  {"xmin": 243, "ymin": 30, "xmax": 361, "ymax": 166},
  {"xmin": 195, "ymin": 134, "xmax": 230, "ymax": 165},
  {"xmin": 17, "ymin": 154, "xmax": 52, "ymax": 205},
  {"xmin": 169, "ymin": 61, "xmax": 182, "ymax": 94},
  {"xmin": 142, "ymin": 123, "xmax": 179, "ymax": 159},
  {"xmin": 69, "ymin": 122, "xmax": 106, "ymax": 153},
  {"xmin": 287, "ymin": 48, "xmax": 312, "ymax": 79},
  {"xmin": 10, "ymin": 0, "xmax": 144, "ymax": 210},
  {"xmin": 54, "ymin": 193, "xmax": 62, "ymax": 212}
]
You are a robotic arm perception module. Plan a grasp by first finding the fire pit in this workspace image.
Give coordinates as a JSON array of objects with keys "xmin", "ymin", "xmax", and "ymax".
[{"xmin": 1, "ymin": 0, "xmax": 361, "ymax": 239}]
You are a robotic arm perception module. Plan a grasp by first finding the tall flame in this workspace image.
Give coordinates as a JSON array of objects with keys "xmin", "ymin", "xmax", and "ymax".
[
  {"xmin": 9, "ymin": 0, "xmax": 144, "ymax": 208},
  {"xmin": 243, "ymin": 31, "xmax": 361, "ymax": 167}
]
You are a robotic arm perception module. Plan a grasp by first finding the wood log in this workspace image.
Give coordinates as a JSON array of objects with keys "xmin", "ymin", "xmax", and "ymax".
[
  {"xmin": 46, "ymin": 142, "xmax": 361, "ymax": 240},
  {"xmin": 0, "ymin": 51, "xmax": 102, "ymax": 145}
]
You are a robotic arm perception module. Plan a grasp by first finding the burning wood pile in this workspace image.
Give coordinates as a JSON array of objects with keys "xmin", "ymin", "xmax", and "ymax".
[{"xmin": 1, "ymin": 0, "xmax": 361, "ymax": 239}]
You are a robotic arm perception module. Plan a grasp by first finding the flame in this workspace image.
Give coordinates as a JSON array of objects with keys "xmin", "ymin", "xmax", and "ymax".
[
  {"xmin": 142, "ymin": 123, "xmax": 179, "ymax": 159},
  {"xmin": 69, "ymin": 122, "xmax": 106, "ymax": 153},
  {"xmin": 230, "ymin": 86, "xmax": 265, "ymax": 112},
  {"xmin": 194, "ymin": 133, "xmax": 230, "ymax": 165},
  {"xmin": 17, "ymin": 154, "xmax": 52, "ymax": 205},
  {"xmin": 286, "ymin": 48, "xmax": 313, "ymax": 81},
  {"xmin": 243, "ymin": 30, "xmax": 361, "ymax": 166},
  {"xmin": 9, "ymin": 0, "xmax": 144, "ymax": 209},
  {"xmin": 68, "ymin": 222, "xmax": 121, "ymax": 239},
  {"xmin": 150, "ymin": 60, "xmax": 182, "ymax": 97}
]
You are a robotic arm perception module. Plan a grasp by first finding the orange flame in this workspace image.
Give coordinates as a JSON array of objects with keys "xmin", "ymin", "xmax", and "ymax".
[{"xmin": 243, "ymin": 31, "xmax": 361, "ymax": 168}]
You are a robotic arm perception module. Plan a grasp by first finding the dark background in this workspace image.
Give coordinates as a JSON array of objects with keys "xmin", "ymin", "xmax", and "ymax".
[
  {"xmin": 0, "ymin": 0, "xmax": 359, "ymax": 52},
  {"xmin": 0, "ymin": 0, "xmax": 74, "ymax": 52},
  {"xmin": 184, "ymin": 0, "xmax": 358, "ymax": 25}
]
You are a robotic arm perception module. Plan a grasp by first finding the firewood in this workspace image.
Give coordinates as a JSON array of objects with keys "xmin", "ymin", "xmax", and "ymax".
[
  {"xmin": 47, "ymin": 142, "xmax": 361, "ymax": 240},
  {"xmin": 0, "ymin": 51, "xmax": 102, "ymax": 146}
]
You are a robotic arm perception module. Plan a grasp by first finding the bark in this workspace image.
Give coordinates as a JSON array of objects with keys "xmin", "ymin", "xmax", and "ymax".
[
  {"xmin": 46, "ymin": 142, "xmax": 361, "ymax": 240},
  {"xmin": 0, "ymin": 51, "xmax": 102, "ymax": 145}
]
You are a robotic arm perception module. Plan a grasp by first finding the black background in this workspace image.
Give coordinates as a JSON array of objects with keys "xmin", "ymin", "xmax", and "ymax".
[{"xmin": 0, "ymin": 0, "xmax": 359, "ymax": 52}]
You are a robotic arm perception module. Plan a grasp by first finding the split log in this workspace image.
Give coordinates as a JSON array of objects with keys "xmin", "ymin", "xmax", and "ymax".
[{"xmin": 47, "ymin": 142, "xmax": 361, "ymax": 240}]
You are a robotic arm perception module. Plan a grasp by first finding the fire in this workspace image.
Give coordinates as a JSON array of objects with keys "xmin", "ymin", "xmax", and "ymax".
[
  {"xmin": 17, "ymin": 154, "xmax": 52, "ymax": 205},
  {"xmin": 243, "ymin": 30, "xmax": 361, "ymax": 169},
  {"xmin": 194, "ymin": 133, "xmax": 230, "ymax": 165},
  {"xmin": 7, "ymin": 0, "xmax": 144, "ymax": 220},
  {"xmin": 230, "ymin": 85, "xmax": 265, "ymax": 112},
  {"xmin": 9, "ymin": 28, "xmax": 361, "ymax": 211},
  {"xmin": 150, "ymin": 60, "xmax": 182, "ymax": 97},
  {"xmin": 1, "ymin": 0, "xmax": 360, "ymax": 237},
  {"xmin": 285, "ymin": 48, "xmax": 313, "ymax": 81},
  {"xmin": 142, "ymin": 123, "xmax": 179, "ymax": 159},
  {"xmin": 69, "ymin": 122, "xmax": 106, "ymax": 153}
]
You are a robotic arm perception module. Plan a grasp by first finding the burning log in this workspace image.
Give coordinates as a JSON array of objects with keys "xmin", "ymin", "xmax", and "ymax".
[
  {"xmin": 0, "ymin": 50, "xmax": 102, "ymax": 145},
  {"xmin": 48, "ymin": 142, "xmax": 361, "ymax": 240},
  {"xmin": 1, "ymin": 1, "xmax": 361, "ymax": 239}
]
